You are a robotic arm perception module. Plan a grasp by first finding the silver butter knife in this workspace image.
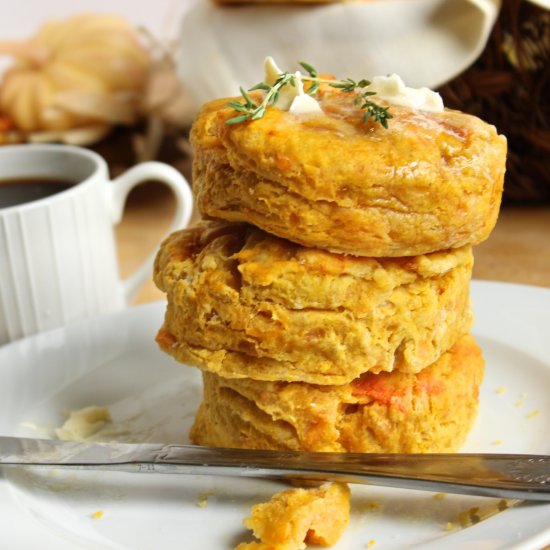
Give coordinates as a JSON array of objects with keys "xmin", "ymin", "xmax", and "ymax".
[{"xmin": 1, "ymin": 436, "xmax": 550, "ymax": 501}]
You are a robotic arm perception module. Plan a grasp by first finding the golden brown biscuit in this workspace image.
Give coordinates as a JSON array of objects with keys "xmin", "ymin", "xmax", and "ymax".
[
  {"xmin": 191, "ymin": 87, "xmax": 506, "ymax": 257},
  {"xmin": 155, "ymin": 220, "xmax": 474, "ymax": 384},
  {"xmin": 190, "ymin": 334, "xmax": 484, "ymax": 453}
]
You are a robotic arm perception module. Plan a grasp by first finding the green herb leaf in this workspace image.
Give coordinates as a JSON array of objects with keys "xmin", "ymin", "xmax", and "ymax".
[
  {"xmin": 242, "ymin": 87, "xmax": 258, "ymax": 108},
  {"xmin": 251, "ymin": 106, "xmax": 266, "ymax": 120},
  {"xmin": 249, "ymin": 82, "xmax": 271, "ymax": 91},
  {"xmin": 299, "ymin": 61, "xmax": 318, "ymax": 78},
  {"xmin": 225, "ymin": 114, "xmax": 250, "ymax": 124},
  {"xmin": 307, "ymin": 80, "xmax": 320, "ymax": 96},
  {"xmin": 227, "ymin": 101, "xmax": 247, "ymax": 112}
]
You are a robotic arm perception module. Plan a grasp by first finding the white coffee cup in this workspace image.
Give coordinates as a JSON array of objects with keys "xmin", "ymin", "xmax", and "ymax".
[{"xmin": 0, "ymin": 144, "xmax": 193, "ymax": 345}]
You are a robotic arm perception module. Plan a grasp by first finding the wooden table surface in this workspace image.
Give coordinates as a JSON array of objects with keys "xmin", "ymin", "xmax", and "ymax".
[{"xmin": 116, "ymin": 182, "xmax": 550, "ymax": 304}]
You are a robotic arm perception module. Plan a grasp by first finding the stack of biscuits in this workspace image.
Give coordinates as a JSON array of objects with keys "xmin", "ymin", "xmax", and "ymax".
[{"xmin": 154, "ymin": 81, "xmax": 507, "ymax": 453}]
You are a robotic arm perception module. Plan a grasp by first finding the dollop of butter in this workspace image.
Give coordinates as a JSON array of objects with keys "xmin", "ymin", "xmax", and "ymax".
[
  {"xmin": 55, "ymin": 405, "xmax": 111, "ymax": 441},
  {"xmin": 264, "ymin": 57, "xmax": 323, "ymax": 116},
  {"xmin": 369, "ymin": 74, "xmax": 444, "ymax": 112}
]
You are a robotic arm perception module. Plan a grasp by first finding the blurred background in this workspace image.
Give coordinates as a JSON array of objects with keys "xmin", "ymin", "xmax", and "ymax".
[{"xmin": 0, "ymin": 0, "xmax": 193, "ymax": 45}]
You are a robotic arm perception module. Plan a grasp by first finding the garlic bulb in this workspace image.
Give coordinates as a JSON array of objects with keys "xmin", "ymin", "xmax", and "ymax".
[{"xmin": 0, "ymin": 14, "xmax": 150, "ymax": 140}]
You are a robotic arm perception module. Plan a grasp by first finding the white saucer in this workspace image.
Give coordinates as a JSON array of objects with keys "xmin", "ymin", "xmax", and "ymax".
[{"xmin": 1, "ymin": 280, "xmax": 549, "ymax": 549}]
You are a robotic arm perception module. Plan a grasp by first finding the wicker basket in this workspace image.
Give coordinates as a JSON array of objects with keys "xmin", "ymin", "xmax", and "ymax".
[{"xmin": 438, "ymin": 0, "xmax": 550, "ymax": 203}]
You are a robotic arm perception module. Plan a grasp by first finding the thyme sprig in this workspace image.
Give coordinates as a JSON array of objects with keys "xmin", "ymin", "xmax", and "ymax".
[
  {"xmin": 226, "ymin": 61, "xmax": 392, "ymax": 128},
  {"xmin": 226, "ymin": 72, "xmax": 297, "ymax": 125}
]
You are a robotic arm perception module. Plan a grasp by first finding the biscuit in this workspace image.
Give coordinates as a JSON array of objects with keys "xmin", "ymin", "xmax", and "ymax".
[
  {"xmin": 236, "ymin": 483, "xmax": 350, "ymax": 550},
  {"xmin": 155, "ymin": 220, "xmax": 474, "ymax": 384},
  {"xmin": 191, "ymin": 87, "xmax": 506, "ymax": 257},
  {"xmin": 190, "ymin": 334, "xmax": 484, "ymax": 453}
]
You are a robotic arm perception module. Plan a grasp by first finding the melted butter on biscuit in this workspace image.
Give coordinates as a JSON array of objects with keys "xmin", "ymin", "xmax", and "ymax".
[
  {"xmin": 264, "ymin": 57, "xmax": 443, "ymax": 115},
  {"xmin": 264, "ymin": 57, "xmax": 323, "ymax": 116},
  {"xmin": 369, "ymin": 74, "xmax": 444, "ymax": 112}
]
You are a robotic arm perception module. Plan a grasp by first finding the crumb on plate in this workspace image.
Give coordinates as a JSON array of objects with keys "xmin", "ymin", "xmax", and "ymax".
[
  {"xmin": 197, "ymin": 490, "xmax": 215, "ymax": 508},
  {"xmin": 358, "ymin": 500, "xmax": 382, "ymax": 512},
  {"xmin": 458, "ymin": 499, "xmax": 515, "ymax": 527}
]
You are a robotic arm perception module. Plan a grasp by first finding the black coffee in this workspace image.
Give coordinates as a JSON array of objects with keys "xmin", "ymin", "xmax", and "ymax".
[{"xmin": 0, "ymin": 177, "xmax": 74, "ymax": 208}]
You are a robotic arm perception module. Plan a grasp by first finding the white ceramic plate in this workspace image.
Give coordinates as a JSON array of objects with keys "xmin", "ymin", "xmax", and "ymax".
[{"xmin": 1, "ymin": 280, "xmax": 549, "ymax": 550}]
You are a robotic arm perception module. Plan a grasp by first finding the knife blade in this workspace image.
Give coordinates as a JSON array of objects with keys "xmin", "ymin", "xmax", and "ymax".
[{"xmin": 1, "ymin": 436, "xmax": 550, "ymax": 501}]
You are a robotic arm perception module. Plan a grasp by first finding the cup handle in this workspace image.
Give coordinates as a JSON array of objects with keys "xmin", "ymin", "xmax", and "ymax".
[{"xmin": 108, "ymin": 162, "xmax": 193, "ymax": 303}]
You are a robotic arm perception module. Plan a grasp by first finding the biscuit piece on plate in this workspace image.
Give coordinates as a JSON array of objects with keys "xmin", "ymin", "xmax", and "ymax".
[
  {"xmin": 236, "ymin": 482, "xmax": 350, "ymax": 550},
  {"xmin": 190, "ymin": 334, "xmax": 484, "ymax": 453},
  {"xmin": 154, "ymin": 220, "xmax": 473, "ymax": 384},
  {"xmin": 191, "ymin": 84, "xmax": 506, "ymax": 257}
]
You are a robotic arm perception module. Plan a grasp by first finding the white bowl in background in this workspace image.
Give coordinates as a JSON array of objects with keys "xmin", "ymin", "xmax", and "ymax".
[{"xmin": 177, "ymin": 0, "xmax": 500, "ymax": 105}]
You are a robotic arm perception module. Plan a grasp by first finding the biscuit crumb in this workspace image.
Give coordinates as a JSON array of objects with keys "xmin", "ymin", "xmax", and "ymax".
[
  {"xmin": 433, "ymin": 493, "xmax": 447, "ymax": 500},
  {"xmin": 91, "ymin": 510, "xmax": 104, "ymax": 520},
  {"xmin": 235, "ymin": 482, "xmax": 350, "ymax": 550},
  {"xmin": 458, "ymin": 507, "xmax": 481, "ymax": 527},
  {"xmin": 197, "ymin": 490, "xmax": 214, "ymax": 508},
  {"xmin": 457, "ymin": 499, "xmax": 515, "ymax": 527},
  {"xmin": 527, "ymin": 410, "xmax": 540, "ymax": 420},
  {"xmin": 358, "ymin": 501, "xmax": 382, "ymax": 512}
]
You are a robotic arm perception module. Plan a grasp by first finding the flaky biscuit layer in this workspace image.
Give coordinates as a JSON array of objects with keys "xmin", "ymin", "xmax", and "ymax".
[
  {"xmin": 155, "ymin": 221, "xmax": 473, "ymax": 384},
  {"xmin": 190, "ymin": 334, "xmax": 484, "ymax": 453}
]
